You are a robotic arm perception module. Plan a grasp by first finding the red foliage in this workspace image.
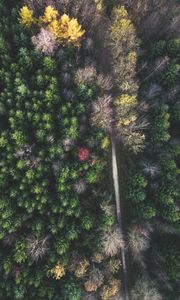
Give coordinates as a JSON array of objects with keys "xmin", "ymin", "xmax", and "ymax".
[{"xmin": 78, "ymin": 147, "xmax": 90, "ymax": 161}]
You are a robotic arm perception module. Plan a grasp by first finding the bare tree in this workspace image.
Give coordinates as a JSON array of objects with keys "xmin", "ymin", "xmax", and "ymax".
[
  {"xmin": 131, "ymin": 278, "xmax": 163, "ymax": 300},
  {"xmin": 27, "ymin": 236, "xmax": 50, "ymax": 262},
  {"xmin": 91, "ymin": 95, "xmax": 114, "ymax": 132},
  {"xmin": 32, "ymin": 28, "xmax": 58, "ymax": 56},
  {"xmin": 101, "ymin": 225, "xmax": 124, "ymax": 257}
]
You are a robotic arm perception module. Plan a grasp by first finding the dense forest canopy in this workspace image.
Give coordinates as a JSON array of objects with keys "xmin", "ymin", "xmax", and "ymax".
[{"xmin": 0, "ymin": 0, "xmax": 179, "ymax": 299}]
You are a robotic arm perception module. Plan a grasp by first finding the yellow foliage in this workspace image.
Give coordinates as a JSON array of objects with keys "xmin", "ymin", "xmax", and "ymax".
[
  {"xmin": 19, "ymin": 6, "xmax": 35, "ymax": 27},
  {"xmin": 67, "ymin": 18, "xmax": 85, "ymax": 46},
  {"xmin": 19, "ymin": 6, "xmax": 85, "ymax": 47},
  {"xmin": 119, "ymin": 115, "xmax": 137, "ymax": 126},
  {"xmin": 121, "ymin": 82, "xmax": 139, "ymax": 94},
  {"xmin": 101, "ymin": 137, "xmax": 110, "ymax": 149},
  {"xmin": 40, "ymin": 6, "xmax": 58, "ymax": 24},
  {"xmin": 49, "ymin": 14, "xmax": 85, "ymax": 46},
  {"xmin": 114, "ymin": 6, "xmax": 128, "ymax": 19},
  {"xmin": 48, "ymin": 19, "xmax": 60, "ymax": 38},
  {"xmin": 110, "ymin": 6, "xmax": 133, "ymax": 37},
  {"xmin": 48, "ymin": 14, "xmax": 70, "ymax": 40},
  {"xmin": 107, "ymin": 258, "xmax": 122, "ymax": 274},
  {"xmin": 109, "ymin": 6, "xmax": 139, "ymax": 94},
  {"xmin": 74, "ymin": 259, "xmax": 90, "ymax": 278},
  {"xmin": 51, "ymin": 262, "xmax": 65, "ymax": 280},
  {"xmin": 115, "ymin": 94, "xmax": 137, "ymax": 107},
  {"xmin": 100, "ymin": 279, "xmax": 121, "ymax": 300},
  {"xmin": 128, "ymin": 51, "xmax": 137, "ymax": 63},
  {"xmin": 119, "ymin": 18, "xmax": 132, "ymax": 29},
  {"xmin": 94, "ymin": 0, "xmax": 104, "ymax": 11}
]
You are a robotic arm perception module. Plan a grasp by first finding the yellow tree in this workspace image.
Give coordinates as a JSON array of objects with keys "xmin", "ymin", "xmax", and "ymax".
[{"xmin": 19, "ymin": 6, "xmax": 35, "ymax": 27}]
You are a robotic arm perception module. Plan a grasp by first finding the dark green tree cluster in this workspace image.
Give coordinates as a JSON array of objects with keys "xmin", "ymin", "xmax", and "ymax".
[
  {"xmin": 126, "ymin": 36, "xmax": 180, "ymax": 299},
  {"xmin": 0, "ymin": 1, "xmax": 117, "ymax": 299}
]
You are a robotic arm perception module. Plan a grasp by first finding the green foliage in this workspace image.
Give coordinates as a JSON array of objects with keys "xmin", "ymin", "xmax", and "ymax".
[
  {"xmin": 167, "ymin": 39, "xmax": 180, "ymax": 57},
  {"xmin": 127, "ymin": 172, "xmax": 148, "ymax": 204},
  {"xmin": 0, "ymin": 2, "xmax": 111, "ymax": 299},
  {"xmin": 127, "ymin": 31, "xmax": 180, "ymax": 299},
  {"xmin": 162, "ymin": 63, "xmax": 180, "ymax": 86},
  {"xmin": 165, "ymin": 246, "xmax": 180, "ymax": 282},
  {"xmin": 82, "ymin": 215, "xmax": 94, "ymax": 230},
  {"xmin": 61, "ymin": 279, "xmax": 82, "ymax": 300},
  {"xmin": 171, "ymin": 102, "xmax": 180, "ymax": 122},
  {"xmin": 13, "ymin": 240, "xmax": 28, "ymax": 263},
  {"xmin": 14, "ymin": 287, "xmax": 27, "ymax": 300},
  {"xmin": 151, "ymin": 39, "xmax": 180, "ymax": 58},
  {"xmin": 138, "ymin": 205, "xmax": 157, "ymax": 219},
  {"xmin": 150, "ymin": 105, "xmax": 170, "ymax": 144},
  {"xmin": 56, "ymin": 238, "xmax": 70, "ymax": 255},
  {"xmin": 151, "ymin": 40, "xmax": 167, "ymax": 57}
]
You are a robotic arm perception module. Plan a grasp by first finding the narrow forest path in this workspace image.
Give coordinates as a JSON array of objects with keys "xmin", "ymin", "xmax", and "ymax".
[
  {"xmin": 111, "ymin": 137, "xmax": 130, "ymax": 300},
  {"xmin": 95, "ymin": 8, "xmax": 130, "ymax": 298}
]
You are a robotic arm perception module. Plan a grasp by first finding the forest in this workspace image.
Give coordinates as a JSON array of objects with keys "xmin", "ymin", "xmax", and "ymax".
[{"xmin": 0, "ymin": 0, "xmax": 179, "ymax": 299}]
